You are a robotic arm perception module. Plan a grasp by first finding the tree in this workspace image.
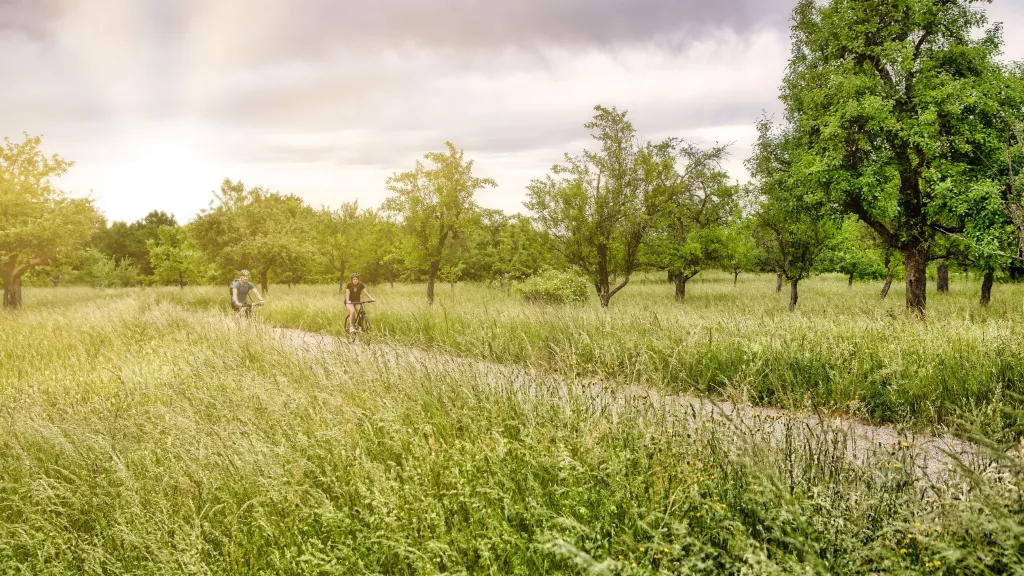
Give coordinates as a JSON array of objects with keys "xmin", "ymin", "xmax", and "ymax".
[
  {"xmin": 148, "ymin": 226, "xmax": 211, "ymax": 288},
  {"xmin": 721, "ymin": 222, "xmax": 757, "ymax": 286},
  {"xmin": 492, "ymin": 215, "xmax": 557, "ymax": 286},
  {"xmin": 85, "ymin": 251, "xmax": 140, "ymax": 288},
  {"xmin": 0, "ymin": 134, "xmax": 101, "ymax": 308},
  {"xmin": 644, "ymin": 142, "xmax": 739, "ymax": 301},
  {"xmin": 95, "ymin": 211, "xmax": 178, "ymax": 276},
  {"xmin": 383, "ymin": 142, "xmax": 495, "ymax": 305},
  {"xmin": 783, "ymin": 0, "xmax": 1008, "ymax": 316},
  {"xmin": 315, "ymin": 202, "xmax": 362, "ymax": 292},
  {"xmin": 747, "ymin": 120, "xmax": 836, "ymax": 311},
  {"xmin": 526, "ymin": 105, "xmax": 665, "ymax": 307},
  {"xmin": 192, "ymin": 179, "xmax": 315, "ymax": 293}
]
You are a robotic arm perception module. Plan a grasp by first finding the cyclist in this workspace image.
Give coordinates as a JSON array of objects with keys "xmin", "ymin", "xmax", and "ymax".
[
  {"xmin": 345, "ymin": 272, "xmax": 376, "ymax": 332},
  {"xmin": 231, "ymin": 270, "xmax": 265, "ymax": 316}
]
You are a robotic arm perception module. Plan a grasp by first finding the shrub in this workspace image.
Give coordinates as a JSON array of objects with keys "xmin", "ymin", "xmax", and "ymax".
[{"xmin": 516, "ymin": 269, "xmax": 590, "ymax": 304}]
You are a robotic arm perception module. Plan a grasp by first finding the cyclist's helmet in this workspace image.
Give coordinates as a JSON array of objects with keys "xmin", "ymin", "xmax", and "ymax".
[{"xmin": 350, "ymin": 272, "xmax": 360, "ymax": 278}]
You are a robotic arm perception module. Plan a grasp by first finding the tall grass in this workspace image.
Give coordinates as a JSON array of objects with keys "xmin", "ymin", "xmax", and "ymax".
[
  {"xmin": 2, "ymin": 290, "xmax": 1022, "ymax": 574},
  {"xmin": 152, "ymin": 273, "xmax": 1024, "ymax": 438}
]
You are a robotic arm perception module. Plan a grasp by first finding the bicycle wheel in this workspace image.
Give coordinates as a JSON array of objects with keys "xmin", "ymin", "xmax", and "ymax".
[
  {"xmin": 358, "ymin": 313, "xmax": 371, "ymax": 332},
  {"xmin": 344, "ymin": 315, "xmax": 351, "ymax": 331}
]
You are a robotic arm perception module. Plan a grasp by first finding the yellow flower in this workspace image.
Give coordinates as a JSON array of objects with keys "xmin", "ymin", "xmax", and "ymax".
[{"xmin": 900, "ymin": 548, "xmax": 908, "ymax": 555}]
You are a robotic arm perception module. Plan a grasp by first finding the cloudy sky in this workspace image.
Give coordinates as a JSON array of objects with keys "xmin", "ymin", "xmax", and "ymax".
[{"xmin": 2, "ymin": 0, "xmax": 1023, "ymax": 223}]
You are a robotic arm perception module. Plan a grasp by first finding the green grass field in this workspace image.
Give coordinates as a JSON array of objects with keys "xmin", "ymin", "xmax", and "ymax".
[
  {"xmin": 172, "ymin": 272, "xmax": 1024, "ymax": 439},
  {"xmin": 1, "ymin": 276, "xmax": 1022, "ymax": 574}
]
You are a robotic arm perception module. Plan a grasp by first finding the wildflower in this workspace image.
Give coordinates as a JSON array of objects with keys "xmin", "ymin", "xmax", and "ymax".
[{"xmin": 900, "ymin": 548, "xmax": 908, "ymax": 555}]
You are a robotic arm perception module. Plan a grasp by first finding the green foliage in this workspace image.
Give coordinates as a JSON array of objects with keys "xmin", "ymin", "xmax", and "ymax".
[
  {"xmin": 817, "ymin": 217, "xmax": 888, "ymax": 281},
  {"xmin": 148, "ymin": 226, "xmax": 211, "ymax": 288},
  {"xmin": 313, "ymin": 202, "xmax": 362, "ymax": 288},
  {"xmin": 643, "ymin": 142, "xmax": 740, "ymax": 299},
  {"xmin": 191, "ymin": 179, "xmax": 315, "ymax": 291},
  {"xmin": 526, "ymin": 105, "xmax": 666, "ymax": 307},
  {"xmin": 515, "ymin": 268, "xmax": 591, "ymax": 304},
  {"xmin": 783, "ymin": 0, "xmax": 1012, "ymax": 314},
  {"xmin": 84, "ymin": 250, "xmax": 141, "ymax": 288},
  {"xmin": 0, "ymin": 133, "xmax": 102, "ymax": 307},
  {"xmin": 383, "ymin": 141, "xmax": 496, "ymax": 304},
  {"xmin": 94, "ymin": 211, "xmax": 178, "ymax": 276},
  {"xmin": 747, "ymin": 118, "xmax": 837, "ymax": 310}
]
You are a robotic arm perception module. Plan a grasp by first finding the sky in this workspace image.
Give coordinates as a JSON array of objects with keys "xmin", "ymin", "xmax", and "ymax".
[{"xmin": 2, "ymin": 0, "xmax": 1023, "ymax": 224}]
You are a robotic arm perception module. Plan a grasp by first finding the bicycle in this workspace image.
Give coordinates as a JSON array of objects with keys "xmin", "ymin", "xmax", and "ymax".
[
  {"xmin": 237, "ymin": 300, "xmax": 264, "ymax": 319},
  {"xmin": 344, "ymin": 300, "xmax": 374, "ymax": 334}
]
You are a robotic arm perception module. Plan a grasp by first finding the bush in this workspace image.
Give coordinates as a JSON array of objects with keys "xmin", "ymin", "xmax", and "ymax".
[{"xmin": 516, "ymin": 269, "xmax": 590, "ymax": 304}]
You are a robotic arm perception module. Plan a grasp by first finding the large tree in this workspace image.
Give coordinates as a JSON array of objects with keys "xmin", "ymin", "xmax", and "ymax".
[
  {"xmin": 644, "ymin": 142, "xmax": 739, "ymax": 301},
  {"xmin": 383, "ymin": 142, "xmax": 495, "ymax": 305},
  {"xmin": 783, "ymin": 0, "xmax": 1008, "ymax": 316},
  {"xmin": 526, "ymin": 105, "xmax": 666, "ymax": 307},
  {"xmin": 0, "ymin": 134, "xmax": 101, "ymax": 308},
  {"xmin": 192, "ymin": 179, "xmax": 315, "ymax": 293},
  {"xmin": 747, "ymin": 120, "xmax": 836, "ymax": 312}
]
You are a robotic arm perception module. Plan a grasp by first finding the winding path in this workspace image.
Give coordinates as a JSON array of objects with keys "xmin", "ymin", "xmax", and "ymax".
[{"xmin": 273, "ymin": 326, "xmax": 989, "ymax": 486}]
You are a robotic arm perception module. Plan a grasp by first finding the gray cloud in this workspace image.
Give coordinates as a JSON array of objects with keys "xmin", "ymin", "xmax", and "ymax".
[
  {"xmin": 3, "ymin": 0, "xmax": 1022, "ymax": 223},
  {"xmin": 5, "ymin": 0, "xmax": 794, "ymax": 49}
]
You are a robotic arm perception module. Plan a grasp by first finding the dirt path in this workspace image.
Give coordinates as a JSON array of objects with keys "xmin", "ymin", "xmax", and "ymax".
[{"xmin": 273, "ymin": 326, "xmax": 988, "ymax": 486}]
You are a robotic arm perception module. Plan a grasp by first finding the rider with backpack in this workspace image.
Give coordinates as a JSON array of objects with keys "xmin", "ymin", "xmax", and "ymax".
[{"xmin": 231, "ymin": 270, "xmax": 265, "ymax": 316}]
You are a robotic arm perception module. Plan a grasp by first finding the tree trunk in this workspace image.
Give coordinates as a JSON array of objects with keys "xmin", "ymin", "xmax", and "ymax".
[
  {"xmin": 965, "ymin": 268, "xmax": 969, "ymax": 283},
  {"xmin": 674, "ymin": 275, "xmax": 687, "ymax": 302},
  {"xmin": 450, "ymin": 281, "xmax": 455, "ymax": 295},
  {"xmin": 260, "ymin": 270, "xmax": 269, "ymax": 294},
  {"xmin": 339, "ymin": 272, "xmax": 345, "ymax": 293},
  {"xmin": 788, "ymin": 278, "xmax": 799, "ymax": 312},
  {"xmin": 848, "ymin": 272, "xmax": 854, "ymax": 287},
  {"xmin": 733, "ymin": 271, "xmax": 739, "ymax": 286},
  {"xmin": 936, "ymin": 263, "xmax": 949, "ymax": 293},
  {"xmin": 879, "ymin": 249, "xmax": 894, "ymax": 300},
  {"xmin": 2, "ymin": 272, "xmax": 23, "ymax": 309},
  {"xmin": 980, "ymin": 269, "xmax": 994, "ymax": 306},
  {"xmin": 902, "ymin": 245, "xmax": 928, "ymax": 317},
  {"xmin": 426, "ymin": 259, "xmax": 440, "ymax": 305},
  {"xmin": 775, "ymin": 271, "xmax": 783, "ymax": 293},
  {"xmin": 880, "ymin": 272, "xmax": 894, "ymax": 300}
]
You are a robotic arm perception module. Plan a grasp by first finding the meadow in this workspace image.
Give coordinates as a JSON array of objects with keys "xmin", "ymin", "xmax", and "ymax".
[
  {"xmin": 164, "ymin": 272, "xmax": 1024, "ymax": 440},
  {"xmin": 1, "ymin": 276, "xmax": 1022, "ymax": 574}
]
